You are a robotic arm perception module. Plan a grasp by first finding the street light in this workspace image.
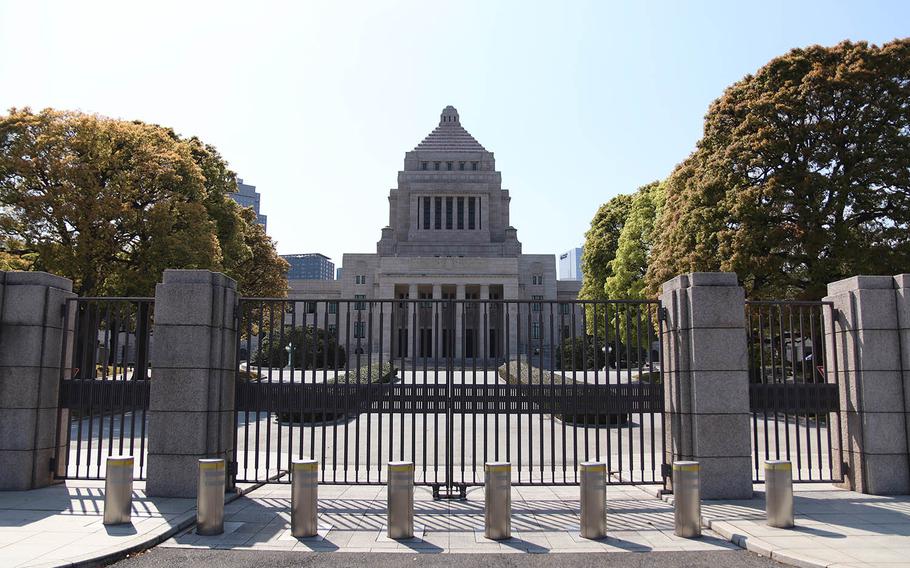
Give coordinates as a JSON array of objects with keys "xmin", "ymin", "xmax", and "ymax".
[{"xmin": 285, "ymin": 342, "xmax": 293, "ymax": 369}]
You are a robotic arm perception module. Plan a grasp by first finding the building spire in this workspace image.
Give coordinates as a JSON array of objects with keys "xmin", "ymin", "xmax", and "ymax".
[{"xmin": 440, "ymin": 105, "xmax": 459, "ymax": 126}]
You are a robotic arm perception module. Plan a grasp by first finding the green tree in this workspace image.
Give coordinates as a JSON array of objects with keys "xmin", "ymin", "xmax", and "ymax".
[
  {"xmin": 0, "ymin": 108, "xmax": 288, "ymax": 296},
  {"xmin": 579, "ymin": 193, "xmax": 633, "ymax": 337},
  {"xmin": 647, "ymin": 39, "xmax": 910, "ymax": 299},
  {"xmin": 555, "ymin": 335, "xmax": 606, "ymax": 371},
  {"xmin": 605, "ymin": 181, "xmax": 664, "ymax": 301},
  {"xmin": 256, "ymin": 326, "xmax": 346, "ymax": 370}
]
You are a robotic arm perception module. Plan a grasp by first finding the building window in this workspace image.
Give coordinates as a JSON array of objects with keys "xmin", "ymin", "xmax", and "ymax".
[
  {"xmin": 563, "ymin": 325, "xmax": 571, "ymax": 337},
  {"xmin": 532, "ymin": 275, "xmax": 543, "ymax": 285},
  {"xmin": 423, "ymin": 196, "xmax": 431, "ymax": 230},
  {"xmin": 468, "ymin": 197, "xmax": 476, "ymax": 230},
  {"xmin": 446, "ymin": 197, "xmax": 453, "ymax": 229},
  {"xmin": 472, "ymin": 161, "xmax": 478, "ymax": 170},
  {"xmin": 354, "ymin": 321, "xmax": 365, "ymax": 338},
  {"xmin": 328, "ymin": 323, "xmax": 337, "ymax": 336},
  {"xmin": 354, "ymin": 294, "xmax": 366, "ymax": 311},
  {"xmin": 457, "ymin": 197, "xmax": 464, "ymax": 230},
  {"xmin": 434, "ymin": 197, "xmax": 442, "ymax": 229},
  {"xmin": 532, "ymin": 295, "xmax": 543, "ymax": 312},
  {"xmin": 355, "ymin": 275, "xmax": 366, "ymax": 285},
  {"xmin": 328, "ymin": 301, "xmax": 338, "ymax": 314},
  {"xmin": 305, "ymin": 301, "xmax": 317, "ymax": 314},
  {"xmin": 421, "ymin": 161, "xmax": 427, "ymax": 170},
  {"xmin": 459, "ymin": 161, "xmax": 465, "ymax": 170},
  {"xmin": 560, "ymin": 303, "xmax": 571, "ymax": 315},
  {"xmin": 420, "ymin": 292, "xmax": 432, "ymax": 309},
  {"xmin": 532, "ymin": 322, "xmax": 540, "ymax": 340},
  {"xmin": 446, "ymin": 161, "xmax": 453, "ymax": 171},
  {"xmin": 434, "ymin": 162, "xmax": 440, "ymax": 170}
]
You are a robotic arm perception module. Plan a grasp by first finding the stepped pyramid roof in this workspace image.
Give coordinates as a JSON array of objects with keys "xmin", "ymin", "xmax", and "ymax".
[{"xmin": 413, "ymin": 106, "xmax": 487, "ymax": 152}]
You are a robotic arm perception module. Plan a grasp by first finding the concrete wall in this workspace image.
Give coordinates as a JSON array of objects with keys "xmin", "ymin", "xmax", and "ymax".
[{"xmin": 0, "ymin": 272, "xmax": 74, "ymax": 490}]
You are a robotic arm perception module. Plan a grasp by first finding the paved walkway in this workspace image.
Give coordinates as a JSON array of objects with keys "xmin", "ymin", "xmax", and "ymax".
[
  {"xmin": 161, "ymin": 483, "xmax": 737, "ymax": 553},
  {"xmin": 701, "ymin": 483, "xmax": 910, "ymax": 568},
  {"xmin": 3, "ymin": 480, "xmax": 910, "ymax": 566},
  {"xmin": 0, "ymin": 481, "xmax": 197, "ymax": 568}
]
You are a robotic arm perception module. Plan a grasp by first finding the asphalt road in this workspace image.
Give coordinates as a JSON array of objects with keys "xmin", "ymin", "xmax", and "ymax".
[{"xmin": 112, "ymin": 549, "xmax": 785, "ymax": 567}]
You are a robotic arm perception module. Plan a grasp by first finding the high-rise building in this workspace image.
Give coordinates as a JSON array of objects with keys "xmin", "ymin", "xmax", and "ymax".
[
  {"xmin": 558, "ymin": 247, "xmax": 583, "ymax": 281},
  {"xmin": 282, "ymin": 253, "xmax": 335, "ymax": 280},
  {"xmin": 230, "ymin": 178, "xmax": 268, "ymax": 231}
]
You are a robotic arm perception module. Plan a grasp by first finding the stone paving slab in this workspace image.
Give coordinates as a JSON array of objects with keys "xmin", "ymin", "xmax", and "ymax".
[
  {"xmin": 698, "ymin": 483, "xmax": 910, "ymax": 568},
  {"xmin": 0, "ymin": 480, "xmax": 255, "ymax": 568},
  {"xmin": 160, "ymin": 483, "xmax": 738, "ymax": 554}
]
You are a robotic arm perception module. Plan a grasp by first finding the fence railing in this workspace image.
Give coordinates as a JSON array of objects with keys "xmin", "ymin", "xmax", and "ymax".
[
  {"xmin": 55, "ymin": 297, "xmax": 153, "ymax": 480},
  {"xmin": 746, "ymin": 300, "xmax": 843, "ymax": 482},
  {"xmin": 233, "ymin": 298, "xmax": 666, "ymax": 493}
]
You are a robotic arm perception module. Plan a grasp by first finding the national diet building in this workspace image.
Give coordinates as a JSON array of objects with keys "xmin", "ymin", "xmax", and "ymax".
[{"xmin": 289, "ymin": 106, "xmax": 581, "ymax": 361}]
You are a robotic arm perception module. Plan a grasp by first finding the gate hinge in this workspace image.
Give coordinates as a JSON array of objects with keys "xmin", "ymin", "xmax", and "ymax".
[
  {"xmin": 661, "ymin": 463, "xmax": 672, "ymax": 480},
  {"xmin": 658, "ymin": 307, "xmax": 668, "ymax": 322},
  {"xmin": 229, "ymin": 461, "xmax": 238, "ymax": 476}
]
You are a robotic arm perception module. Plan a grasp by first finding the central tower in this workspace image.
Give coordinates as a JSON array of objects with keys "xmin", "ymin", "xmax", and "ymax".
[{"xmin": 377, "ymin": 106, "xmax": 521, "ymax": 257}]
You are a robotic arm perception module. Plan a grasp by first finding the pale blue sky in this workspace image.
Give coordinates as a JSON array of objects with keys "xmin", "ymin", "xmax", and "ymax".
[{"xmin": 1, "ymin": 1, "xmax": 907, "ymax": 267}]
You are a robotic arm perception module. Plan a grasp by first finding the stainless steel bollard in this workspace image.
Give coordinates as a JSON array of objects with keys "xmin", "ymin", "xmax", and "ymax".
[
  {"xmin": 765, "ymin": 460, "xmax": 794, "ymax": 528},
  {"xmin": 484, "ymin": 462, "xmax": 511, "ymax": 540},
  {"xmin": 387, "ymin": 461, "xmax": 414, "ymax": 539},
  {"xmin": 673, "ymin": 461, "xmax": 701, "ymax": 538},
  {"xmin": 196, "ymin": 458, "xmax": 225, "ymax": 536},
  {"xmin": 103, "ymin": 455, "xmax": 134, "ymax": 525},
  {"xmin": 291, "ymin": 458, "xmax": 319, "ymax": 537},
  {"xmin": 579, "ymin": 461, "xmax": 607, "ymax": 539}
]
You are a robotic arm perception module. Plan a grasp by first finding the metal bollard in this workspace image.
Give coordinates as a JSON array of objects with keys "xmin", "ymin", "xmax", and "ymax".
[
  {"xmin": 103, "ymin": 455, "xmax": 134, "ymax": 525},
  {"xmin": 484, "ymin": 462, "xmax": 511, "ymax": 540},
  {"xmin": 291, "ymin": 458, "xmax": 319, "ymax": 537},
  {"xmin": 196, "ymin": 458, "xmax": 225, "ymax": 536},
  {"xmin": 765, "ymin": 460, "xmax": 794, "ymax": 528},
  {"xmin": 579, "ymin": 461, "xmax": 607, "ymax": 539},
  {"xmin": 673, "ymin": 461, "xmax": 701, "ymax": 538},
  {"xmin": 387, "ymin": 461, "xmax": 414, "ymax": 539}
]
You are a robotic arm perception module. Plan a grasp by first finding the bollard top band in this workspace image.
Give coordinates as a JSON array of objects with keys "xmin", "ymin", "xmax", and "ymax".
[
  {"xmin": 485, "ymin": 462, "xmax": 511, "ymax": 473},
  {"xmin": 673, "ymin": 461, "xmax": 699, "ymax": 472},
  {"xmin": 292, "ymin": 460, "xmax": 318, "ymax": 471},
  {"xmin": 765, "ymin": 460, "xmax": 792, "ymax": 471},
  {"xmin": 106, "ymin": 455, "xmax": 134, "ymax": 467},
  {"xmin": 199, "ymin": 459, "xmax": 225, "ymax": 470},
  {"xmin": 580, "ymin": 461, "xmax": 606, "ymax": 472},
  {"xmin": 388, "ymin": 461, "xmax": 414, "ymax": 472}
]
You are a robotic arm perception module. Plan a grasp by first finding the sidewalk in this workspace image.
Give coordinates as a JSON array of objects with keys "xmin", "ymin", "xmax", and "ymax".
[
  {"xmin": 161, "ymin": 483, "xmax": 737, "ymax": 553},
  {"xmin": 701, "ymin": 483, "xmax": 910, "ymax": 568}
]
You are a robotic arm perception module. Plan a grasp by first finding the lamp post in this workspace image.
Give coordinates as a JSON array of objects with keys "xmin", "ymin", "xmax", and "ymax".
[{"xmin": 285, "ymin": 343, "xmax": 293, "ymax": 369}]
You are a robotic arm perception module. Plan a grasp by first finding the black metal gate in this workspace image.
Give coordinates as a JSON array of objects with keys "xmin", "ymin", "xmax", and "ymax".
[
  {"xmin": 55, "ymin": 297, "xmax": 153, "ymax": 480},
  {"xmin": 233, "ymin": 298, "xmax": 667, "ymax": 495},
  {"xmin": 746, "ymin": 300, "xmax": 843, "ymax": 482}
]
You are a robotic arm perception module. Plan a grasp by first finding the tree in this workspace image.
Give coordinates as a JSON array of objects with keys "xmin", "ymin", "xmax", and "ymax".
[
  {"xmin": 579, "ymin": 193, "xmax": 633, "ymax": 337},
  {"xmin": 605, "ymin": 181, "xmax": 664, "ymax": 301},
  {"xmin": 555, "ymin": 335, "xmax": 605, "ymax": 371},
  {"xmin": 0, "ymin": 108, "xmax": 288, "ymax": 296},
  {"xmin": 647, "ymin": 39, "xmax": 910, "ymax": 299},
  {"xmin": 256, "ymin": 326, "xmax": 346, "ymax": 370}
]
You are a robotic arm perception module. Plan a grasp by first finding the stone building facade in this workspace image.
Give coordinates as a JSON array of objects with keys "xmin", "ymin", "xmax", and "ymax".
[{"xmin": 289, "ymin": 106, "xmax": 581, "ymax": 361}]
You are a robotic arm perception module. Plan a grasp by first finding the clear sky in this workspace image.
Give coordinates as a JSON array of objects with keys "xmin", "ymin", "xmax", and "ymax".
[{"xmin": 1, "ymin": 0, "xmax": 907, "ymax": 268}]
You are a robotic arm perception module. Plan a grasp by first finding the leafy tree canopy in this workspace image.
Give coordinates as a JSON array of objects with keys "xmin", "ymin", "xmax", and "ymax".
[
  {"xmin": 579, "ymin": 193, "xmax": 633, "ymax": 302},
  {"xmin": 605, "ymin": 181, "xmax": 664, "ymax": 301},
  {"xmin": 0, "ymin": 108, "xmax": 288, "ymax": 296},
  {"xmin": 647, "ymin": 39, "xmax": 910, "ymax": 299}
]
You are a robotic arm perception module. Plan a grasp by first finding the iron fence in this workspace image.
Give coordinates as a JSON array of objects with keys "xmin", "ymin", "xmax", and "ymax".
[
  {"xmin": 233, "ymin": 298, "xmax": 666, "ymax": 496},
  {"xmin": 55, "ymin": 297, "xmax": 153, "ymax": 480},
  {"xmin": 746, "ymin": 300, "xmax": 843, "ymax": 482}
]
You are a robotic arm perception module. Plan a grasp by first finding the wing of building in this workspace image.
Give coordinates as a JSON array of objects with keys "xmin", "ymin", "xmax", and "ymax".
[{"xmin": 288, "ymin": 106, "xmax": 582, "ymax": 360}]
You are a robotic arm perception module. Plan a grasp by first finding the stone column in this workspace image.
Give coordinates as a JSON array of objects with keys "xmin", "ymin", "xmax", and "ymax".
[
  {"xmin": 432, "ymin": 284, "xmax": 442, "ymax": 359},
  {"xmin": 379, "ymin": 283, "xmax": 394, "ymax": 362},
  {"xmin": 479, "ymin": 285, "xmax": 489, "ymax": 363},
  {"xmin": 0, "ymin": 272, "xmax": 74, "ymax": 490},
  {"xmin": 503, "ymin": 283, "xmax": 519, "ymax": 362},
  {"xmin": 147, "ymin": 270, "xmax": 238, "ymax": 498},
  {"xmin": 660, "ymin": 272, "xmax": 752, "ymax": 499},
  {"xmin": 824, "ymin": 275, "xmax": 909, "ymax": 494},
  {"xmin": 455, "ymin": 284, "xmax": 466, "ymax": 360},
  {"xmin": 408, "ymin": 284, "xmax": 418, "ymax": 359}
]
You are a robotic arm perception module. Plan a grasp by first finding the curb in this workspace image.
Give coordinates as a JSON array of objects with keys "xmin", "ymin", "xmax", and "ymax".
[
  {"xmin": 657, "ymin": 492, "xmax": 828, "ymax": 568},
  {"xmin": 33, "ymin": 483, "xmax": 265, "ymax": 568}
]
